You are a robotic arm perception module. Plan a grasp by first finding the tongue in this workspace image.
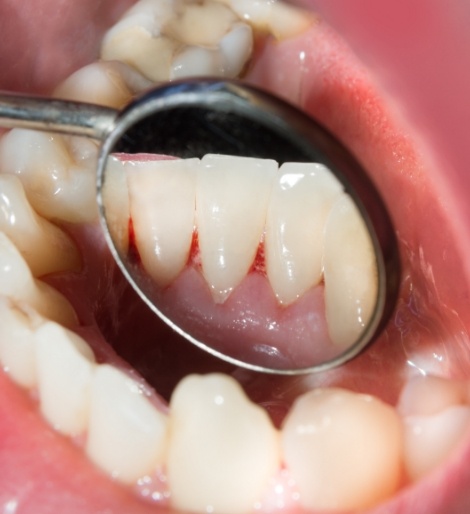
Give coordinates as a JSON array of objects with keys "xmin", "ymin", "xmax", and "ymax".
[{"xmin": 1, "ymin": 1, "xmax": 470, "ymax": 513}]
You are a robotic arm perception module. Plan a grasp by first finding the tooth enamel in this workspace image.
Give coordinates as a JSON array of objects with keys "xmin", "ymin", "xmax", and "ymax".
[
  {"xmin": 127, "ymin": 158, "xmax": 197, "ymax": 287},
  {"xmin": 403, "ymin": 406, "xmax": 470, "ymax": 480},
  {"xmin": 0, "ymin": 174, "xmax": 81, "ymax": 276},
  {"xmin": 323, "ymin": 194, "xmax": 378, "ymax": 347},
  {"xmin": 102, "ymin": 156, "xmax": 130, "ymax": 257},
  {"xmin": 171, "ymin": 46, "xmax": 223, "ymax": 79},
  {"xmin": 167, "ymin": 373, "xmax": 281, "ymax": 514},
  {"xmin": 196, "ymin": 155, "xmax": 276, "ymax": 303},
  {"xmin": 0, "ymin": 232, "xmax": 77, "ymax": 326},
  {"xmin": 219, "ymin": 22, "xmax": 253, "ymax": 78},
  {"xmin": 35, "ymin": 322, "xmax": 96, "ymax": 436},
  {"xmin": 0, "ymin": 129, "xmax": 97, "ymax": 223},
  {"xmin": 281, "ymin": 388, "xmax": 403, "ymax": 511},
  {"xmin": 86, "ymin": 365, "xmax": 168, "ymax": 483},
  {"xmin": 265, "ymin": 163, "xmax": 343, "ymax": 305},
  {"xmin": 0, "ymin": 298, "xmax": 43, "ymax": 388}
]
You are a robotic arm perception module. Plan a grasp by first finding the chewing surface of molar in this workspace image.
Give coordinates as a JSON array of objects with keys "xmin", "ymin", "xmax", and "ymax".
[
  {"xmin": 0, "ymin": 232, "xmax": 77, "ymax": 327},
  {"xmin": 167, "ymin": 373, "xmax": 281, "ymax": 514},
  {"xmin": 0, "ymin": 174, "xmax": 82, "ymax": 276},
  {"xmin": 281, "ymin": 388, "xmax": 403, "ymax": 511},
  {"xmin": 0, "ymin": 129, "xmax": 98, "ymax": 223}
]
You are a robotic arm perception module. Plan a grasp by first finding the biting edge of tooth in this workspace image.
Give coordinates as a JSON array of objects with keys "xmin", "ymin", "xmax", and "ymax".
[
  {"xmin": 35, "ymin": 322, "xmax": 96, "ymax": 436},
  {"xmin": 167, "ymin": 373, "xmax": 281, "ymax": 514},
  {"xmin": 0, "ymin": 129, "xmax": 98, "ymax": 223},
  {"xmin": 0, "ymin": 174, "xmax": 81, "ymax": 276},
  {"xmin": 0, "ymin": 232, "xmax": 77, "ymax": 327},
  {"xmin": 265, "ymin": 163, "xmax": 343, "ymax": 305},
  {"xmin": 323, "ymin": 194, "xmax": 378, "ymax": 347},
  {"xmin": 127, "ymin": 158, "xmax": 197, "ymax": 288},
  {"xmin": 398, "ymin": 375, "xmax": 470, "ymax": 480},
  {"xmin": 196, "ymin": 155, "xmax": 276, "ymax": 303},
  {"xmin": 86, "ymin": 365, "xmax": 168, "ymax": 484},
  {"xmin": 281, "ymin": 387, "xmax": 403, "ymax": 511}
]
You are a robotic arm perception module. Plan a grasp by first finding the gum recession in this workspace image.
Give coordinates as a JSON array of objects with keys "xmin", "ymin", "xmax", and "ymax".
[{"xmin": 0, "ymin": 3, "xmax": 470, "ymax": 514}]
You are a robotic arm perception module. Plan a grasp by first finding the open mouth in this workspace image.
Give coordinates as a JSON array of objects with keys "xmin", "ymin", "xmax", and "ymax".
[{"xmin": 1, "ymin": 0, "xmax": 470, "ymax": 513}]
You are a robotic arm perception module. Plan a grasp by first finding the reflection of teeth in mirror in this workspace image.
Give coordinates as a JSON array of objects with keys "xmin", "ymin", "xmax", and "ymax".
[
  {"xmin": 35, "ymin": 322, "xmax": 96, "ymax": 437},
  {"xmin": 323, "ymin": 194, "xmax": 378, "ymax": 348},
  {"xmin": 0, "ymin": 232, "xmax": 77, "ymax": 327},
  {"xmin": 265, "ymin": 162, "xmax": 343, "ymax": 305},
  {"xmin": 127, "ymin": 158, "xmax": 197, "ymax": 287},
  {"xmin": 101, "ymin": 0, "xmax": 311, "ymax": 83},
  {"xmin": 197, "ymin": 154, "xmax": 276, "ymax": 303},
  {"xmin": 86, "ymin": 365, "xmax": 168, "ymax": 484},
  {"xmin": 403, "ymin": 406, "xmax": 470, "ymax": 481},
  {"xmin": 53, "ymin": 61, "xmax": 153, "ymax": 108},
  {"xmin": 0, "ymin": 298, "xmax": 43, "ymax": 388},
  {"xmin": 0, "ymin": 129, "xmax": 98, "ymax": 223},
  {"xmin": 0, "ymin": 174, "xmax": 82, "ymax": 276},
  {"xmin": 167, "ymin": 373, "xmax": 281, "ymax": 514},
  {"xmin": 281, "ymin": 387, "xmax": 403, "ymax": 511}
]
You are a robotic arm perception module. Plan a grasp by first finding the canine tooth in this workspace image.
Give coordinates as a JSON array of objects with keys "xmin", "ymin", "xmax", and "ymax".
[
  {"xmin": 127, "ymin": 158, "xmax": 197, "ymax": 287},
  {"xmin": 282, "ymin": 388, "xmax": 402, "ymax": 511},
  {"xmin": 0, "ymin": 174, "xmax": 81, "ymax": 276},
  {"xmin": 0, "ymin": 129, "xmax": 97, "ymax": 223},
  {"xmin": 265, "ymin": 163, "xmax": 342, "ymax": 305},
  {"xmin": 219, "ymin": 22, "xmax": 253, "ymax": 78},
  {"xmin": 167, "ymin": 373, "xmax": 280, "ymax": 514},
  {"xmin": 102, "ymin": 156, "xmax": 130, "ymax": 257},
  {"xmin": 323, "ymin": 194, "xmax": 378, "ymax": 347},
  {"xmin": 197, "ymin": 154, "xmax": 276, "ymax": 303},
  {"xmin": 35, "ymin": 322, "xmax": 95, "ymax": 436},
  {"xmin": 0, "ymin": 298, "xmax": 43, "ymax": 388},
  {"xmin": 171, "ymin": 46, "xmax": 223, "ymax": 79},
  {"xmin": 403, "ymin": 406, "xmax": 470, "ymax": 480},
  {"xmin": 86, "ymin": 365, "xmax": 168, "ymax": 483},
  {"xmin": 0, "ymin": 232, "xmax": 77, "ymax": 326},
  {"xmin": 398, "ymin": 375, "xmax": 468, "ymax": 417}
]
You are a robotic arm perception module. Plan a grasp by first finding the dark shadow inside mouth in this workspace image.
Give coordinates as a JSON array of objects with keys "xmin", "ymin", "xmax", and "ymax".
[{"xmin": 93, "ymin": 271, "xmax": 237, "ymax": 401}]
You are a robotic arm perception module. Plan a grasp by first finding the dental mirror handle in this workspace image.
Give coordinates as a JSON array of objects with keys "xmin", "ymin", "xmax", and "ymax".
[{"xmin": 0, "ymin": 93, "xmax": 117, "ymax": 140}]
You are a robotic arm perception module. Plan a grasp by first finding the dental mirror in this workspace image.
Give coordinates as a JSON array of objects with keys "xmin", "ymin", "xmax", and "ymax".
[{"xmin": 0, "ymin": 79, "xmax": 399, "ymax": 375}]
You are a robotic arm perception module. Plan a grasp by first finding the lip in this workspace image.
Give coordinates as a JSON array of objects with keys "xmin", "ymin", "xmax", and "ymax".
[{"xmin": 1, "ymin": 1, "xmax": 470, "ymax": 513}]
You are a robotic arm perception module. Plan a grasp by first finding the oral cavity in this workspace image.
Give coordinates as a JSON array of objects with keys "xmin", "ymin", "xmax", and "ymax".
[{"xmin": 0, "ymin": 0, "xmax": 469, "ymax": 513}]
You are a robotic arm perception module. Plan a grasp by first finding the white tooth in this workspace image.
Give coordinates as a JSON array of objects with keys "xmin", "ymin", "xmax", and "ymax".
[
  {"xmin": 323, "ymin": 194, "xmax": 378, "ymax": 347},
  {"xmin": 167, "ymin": 373, "xmax": 280, "ymax": 514},
  {"xmin": 196, "ymin": 154, "xmax": 276, "ymax": 303},
  {"xmin": 0, "ymin": 298, "xmax": 43, "ymax": 388},
  {"xmin": 281, "ymin": 388, "xmax": 402, "ymax": 511},
  {"xmin": 0, "ymin": 174, "xmax": 81, "ymax": 276},
  {"xmin": 35, "ymin": 322, "xmax": 95, "ymax": 436},
  {"xmin": 0, "ymin": 129, "xmax": 97, "ymax": 223},
  {"xmin": 265, "ymin": 163, "xmax": 343, "ymax": 305},
  {"xmin": 398, "ymin": 375, "xmax": 468, "ymax": 417},
  {"xmin": 102, "ymin": 156, "xmax": 130, "ymax": 257},
  {"xmin": 127, "ymin": 158, "xmax": 197, "ymax": 287},
  {"xmin": 403, "ymin": 406, "xmax": 470, "ymax": 481},
  {"xmin": 166, "ymin": 1, "xmax": 237, "ymax": 47},
  {"xmin": 171, "ymin": 46, "xmax": 223, "ymax": 79},
  {"xmin": 219, "ymin": 22, "xmax": 253, "ymax": 78},
  {"xmin": 86, "ymin": 365, "xmax": 168, "ymax": 483},
  {"xmin": 0, "ymin": 232, "xmax": 77, "ymax": 327}
]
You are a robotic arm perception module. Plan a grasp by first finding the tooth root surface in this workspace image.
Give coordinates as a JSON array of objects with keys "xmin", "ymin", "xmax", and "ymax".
[
  {"xmin": 196, "ymin": 155, "xmax": 276, "ymax": 303},
  {"xmin": 323, "ymin": 194, "xmax": 378, "ymax": 347},
  {"xmin": 102, "ymin": 157, "xmax": 130, "ymax": 257},
  {"xmin": 0, "ymin": 129, "xmax": 97, "ymax": 223},
  {"xmin": 35, "ymin": 322, "xmax": 96, "ymax": 436},
  {"xmin": 265, "ymin": 163, "xmax": 343, "ymax": 305},
  {"xmin": 167, "ymin": 373, "xmax": 281, "ymax": 514},
  {"xmin": 0, "ymin": 174, "xmax": 81, "ymax": 276},
  {"xmin": 86, "ymin": 365, "xmax": 168, "ymax": 484},
  {"xmin": 0, "ymin": 232, "xmax": 77, "ymax": 327},
  {"xmin": 127, "ymin": 158, "xmax": 197, "ymax": 287},
  {"xmin": 281, "ymin": 388, "xmax": 403, "ymax": 511},
  {"xmin": 0, "ymin": 299, "xmax": 43, "ymax": 388}
]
